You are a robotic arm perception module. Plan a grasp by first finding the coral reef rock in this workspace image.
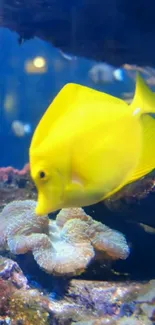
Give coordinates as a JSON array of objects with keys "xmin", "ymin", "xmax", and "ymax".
[
  {"xmin": 104, "ymin": 170, "xmax": 155, "ymax": 228},
  {"xmin": 0, "ymin": 256, "xmax": 155, "ymax": 324},
  {"xmin": 0, "ymin": 200, "xmax": 129, "ymax": 276},
  {"xmin": 0, "ymin": 256, "xmax": 51, "ymax": 324},
  {"xmin": 1, "ymin": 0, "xmax": 155, "ymax": 67},
  {"xmin": 50, "ymin": 279, "xmax": 155, "ymax": 324}
]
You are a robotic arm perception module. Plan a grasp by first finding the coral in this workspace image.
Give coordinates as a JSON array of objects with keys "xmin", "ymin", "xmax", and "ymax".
[
  {"xmin": 0, "ymin": 164, "xmax": 37, "ymax": 213},
  {"xmin": 0, "ymin": 200, "xmax": 129, "ymax": 276},
  {"xmin": 0, "ymin": 164, "xmax": 30, "ymax": 183}
]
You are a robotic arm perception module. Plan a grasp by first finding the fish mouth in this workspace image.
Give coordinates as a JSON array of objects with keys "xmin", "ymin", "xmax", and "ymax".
[
  {"xmin": 35, "ymin": 191, "xmax": 63, "ymax": 216},
  {"xmin": 35, "ymin": 201, "xmax": 58, "ymax": 216},
  {"xmin": 35, "ymin": 205, "xmax": 48, "ymax": 216}
]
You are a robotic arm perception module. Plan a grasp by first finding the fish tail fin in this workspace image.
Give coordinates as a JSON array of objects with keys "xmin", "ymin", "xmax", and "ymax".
[
  {"xmin": 130, "ymin": 72, "xmax": 155, "ymax": 116},
  {"xmin": 126, "ymin": 73, "xmax": 155, "ymax": 184}
]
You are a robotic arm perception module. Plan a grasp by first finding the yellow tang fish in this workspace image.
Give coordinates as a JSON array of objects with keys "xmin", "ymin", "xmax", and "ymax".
[{"xmin": 29, "ymin": 73, "xmax": 155, "ymax": 216}]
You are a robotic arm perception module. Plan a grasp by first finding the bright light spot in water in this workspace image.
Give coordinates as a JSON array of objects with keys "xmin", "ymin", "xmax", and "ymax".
[
  {"xmin": 113, "ymin": 68, "xmax": 124, "ymax": 81},
  {"xmin": 11, "ymin": 120, "xmax": 32, "ymax": 137},
  {"xmin": 33, "ymin": 56, "xmax": 46, "ymax": 68}
]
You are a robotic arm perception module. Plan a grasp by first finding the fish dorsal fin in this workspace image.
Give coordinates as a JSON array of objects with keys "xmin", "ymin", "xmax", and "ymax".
[
  {"xmin": 30, "ymin": 82, "xmax": 124, "ymax": 153},
  {"xmin": 126, "ymin": 114, "xmax": 155, "ymax": 184},
  {"xmin": 30, "ymin": 83, "xmax": 81, "ymax": 152}
]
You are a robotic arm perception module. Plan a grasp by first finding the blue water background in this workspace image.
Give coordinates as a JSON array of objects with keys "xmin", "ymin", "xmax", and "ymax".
[{"xmin": 0, "ymin": 27, "xmax": 137, "ymax": 168}]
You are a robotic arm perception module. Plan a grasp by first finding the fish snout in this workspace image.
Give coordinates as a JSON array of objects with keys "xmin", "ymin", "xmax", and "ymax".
[{"xmin": 35, "ymin": 190, "xmax": 61, "ymax": 216}]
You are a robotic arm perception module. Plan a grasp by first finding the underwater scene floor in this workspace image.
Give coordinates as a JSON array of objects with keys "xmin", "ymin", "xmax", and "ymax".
[{"xmin": 0, "ymin": 165, "xmax": 155, "ymax": 324}]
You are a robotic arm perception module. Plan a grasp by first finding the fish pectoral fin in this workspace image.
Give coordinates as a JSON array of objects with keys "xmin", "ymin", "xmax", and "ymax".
[
  {"xmin": 127, "ymin": 114, "xmax": 155, "ymax": 184},
  {"xmin": 65, "ymin": 181, "xmax": 105, "ymax": 207}
]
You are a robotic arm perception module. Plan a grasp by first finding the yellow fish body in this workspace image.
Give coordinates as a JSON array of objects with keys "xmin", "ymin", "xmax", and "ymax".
[{"xmin": 29, "ymin": 74, "xmax": 155, "ymax": 215}]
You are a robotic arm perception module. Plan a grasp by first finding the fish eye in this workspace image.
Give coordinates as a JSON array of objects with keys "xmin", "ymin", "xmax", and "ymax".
[{"xmin": 39, "ymin": 171, "xmax": 46, "ymax": 179}]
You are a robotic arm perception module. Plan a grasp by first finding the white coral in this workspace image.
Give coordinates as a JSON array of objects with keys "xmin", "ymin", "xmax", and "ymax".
[{"xmin": 0, "ymin": 200, "xmax": 129, "ymax": 276}]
